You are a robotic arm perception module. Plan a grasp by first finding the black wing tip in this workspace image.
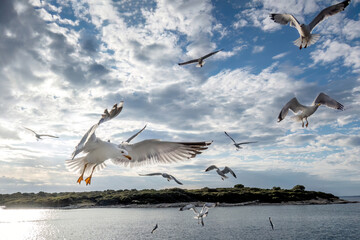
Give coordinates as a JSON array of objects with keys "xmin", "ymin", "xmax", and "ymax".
[
  {"xmin": 343, "ymin": 0, "xmax": 351, "ymax": 8},
  {"xmin": 277, "ymin": 112, "xmax": 283, "ymax": 122},
  {"xmin": 338, "ymin": 103, "xmax": 345, "ymax": 111},
  {"xmin": 269, "ymin": 13, "xmax": 276, "ymax": 20}
]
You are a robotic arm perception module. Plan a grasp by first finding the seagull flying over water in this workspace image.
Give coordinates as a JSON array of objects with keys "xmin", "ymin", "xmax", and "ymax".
[
  {"xmin": 205, "ymin": 165, "xmax": 237, "ymax": 181},
  {"xmin": 224, "ymin": 131, "xmax": 257, "ymax": 150},
  {"xmin": 178, "ymin": 49, "xmax": 222, "ymax": 67},
  {"xmin": 278, "ymin": 92, "xmax": 344, "ymax": 128},
  {"xmin": 270, "ymin": 0, "xmax": 350, "ymax": 49},
  {"xmin": 24, "ymin": 127, "xmax": 59, "ymax": 140},
  {"xmin": 66, "ymin": 102, "xmax": 212, "ymax": 185},
  {"xmin": 180, "ymin": 203, "xmax": 217, "ymax": 226},
  {"xmin": 139, "ymin": 172, "xmax": 183, "ymax": 185}
]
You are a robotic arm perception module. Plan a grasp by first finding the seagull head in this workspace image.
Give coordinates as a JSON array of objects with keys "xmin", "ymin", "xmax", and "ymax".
[{"xmin": 119, "ymin": 148, "xmax": 132, "ymax": 161}]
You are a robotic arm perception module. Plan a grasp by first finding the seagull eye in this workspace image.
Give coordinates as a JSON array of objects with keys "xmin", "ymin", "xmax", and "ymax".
[{"xmin": 121, "ymin": 151, "xmax": 124, "ymax": 153}]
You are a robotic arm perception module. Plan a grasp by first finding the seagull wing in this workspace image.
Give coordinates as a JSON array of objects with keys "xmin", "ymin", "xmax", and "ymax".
[
  {"xmin": 278, "ymin": 97, "xmax": 307, "ymax": 122},
  {"xmin": 115, "ymin": 140, "xmax": 212, "ymax": 166},
  {"xmin": 180, "ymin": 204, "xmax": 198, "ymax": 214},
  {"xmin": 125, "ymin": 124, "xmax": 147, "ymax": 143},
  {"xmin": 201, "ymin": 49, "xmax": 223, "ymax": 59},
  {"xmin": 169, "ymin": 174, "xmax": 183, "ymax": 185},
  {"xmin": 309, "ymin": 0, "xmax": 350, "ymax": 32},
  {"xmin": 270, "ymin": 14, "xmax": 302, "ymax": 33},
  {"xmin": 178, "ymin": 59, "xmax": 199, "ymax": 65},
  {"xmin": 205, "ymin": 165, "xmax": 219, "ymax": 172},
  {"xmin": 24, "ymin": 127, "xmax": 37, "ymax": 135},
  {"xmin": 223, "ymin": 166, "xmax": 237, "ymax": 178},
  {"xmin": 38, "ymin": 134, "xmax": 59, "ymax": 138},
  {"xmin": 237, "ymin": 141, "xmax": 257, "ymax": 145},
  {"xmin": 151, "ymin": 224, "xmax": 158, "ymax": 234},
  {"xmin": 224, "ymin": 131, "xmax": 237, "ymax": 144},
  {"xmin": 138, "ymin": 173, "xmax": 163, "ymax": 176},
  {"xmin": 313, "ymin": 92, "xmax": 344, "ymax": 110},
  {"xmin": 71, "ymin": 102, "xmax": 124, "ymax": 159}
]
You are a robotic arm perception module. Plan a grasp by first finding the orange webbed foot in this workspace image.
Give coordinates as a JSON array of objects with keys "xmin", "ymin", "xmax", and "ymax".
[
  {"xmin": 77, "ymin": 176, "xmax": 83, "ymax": 184},
  {"xmin": 85, "ymin": 177, "xmax": 92, "ymax": 185}
]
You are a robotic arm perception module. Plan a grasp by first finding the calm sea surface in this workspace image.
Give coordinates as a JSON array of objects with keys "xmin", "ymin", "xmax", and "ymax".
[{"xmin": 1, "ymin": 201, "xmax": 359, "ymax": 240}]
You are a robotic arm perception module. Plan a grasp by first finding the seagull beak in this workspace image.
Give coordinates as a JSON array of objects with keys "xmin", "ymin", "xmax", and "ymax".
[{"xmin": 125, "ymin": 155, "xmax": 132, "ymax": 160}]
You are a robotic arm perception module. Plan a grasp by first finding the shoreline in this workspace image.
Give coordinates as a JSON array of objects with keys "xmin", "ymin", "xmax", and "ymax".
[{"xmin": 56, "ymin": 198, "xmax": 358, "ymax": 210}]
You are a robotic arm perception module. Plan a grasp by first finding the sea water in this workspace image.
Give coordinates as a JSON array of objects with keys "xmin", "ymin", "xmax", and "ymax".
[{"xmin": 0, "ymin": 202, "xmax": 359, "ymax": 240}]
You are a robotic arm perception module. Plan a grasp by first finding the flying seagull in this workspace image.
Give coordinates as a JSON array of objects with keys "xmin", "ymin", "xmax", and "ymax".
[
  {"xmin": 24, "ymin": 127, "xmax": 59, "ymax": 140},
  {"xmin": 178, "ymin": 49, "xmax": 223, "ymax": 67},
  {"xmin": 224, "ymin": 131, "xmax": 257, "ymax": 150},
  {"xmin": 278, "ymin": 92, "xmax": 344, "ymax": 128},
  {"xmin": 270, "ymin": 0, "xmax": 350, "ymax": 49},
  {"xmin": 139, "ymin": 172, "xmax": 183, "ymax": 185},
  {"xmin": 269, "ymin": 217, "xmax": 274, "ymax": 230},
  {"xmin": 66, "ymin": 102, "xmax": 212, "ymax": 185},
  {"xmin": 205, "ymin": 165, "xmax": 237, "ymax": 181},
  {"xmin": 151, "ymin": 223, "xmax": 158, "ymax": 234},
  {"xmin": 180, "ymin": 203, "xmax": 217, "ymax": 226}
]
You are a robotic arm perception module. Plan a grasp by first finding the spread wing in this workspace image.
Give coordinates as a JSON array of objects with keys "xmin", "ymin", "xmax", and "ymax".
[
  {"xmin": 115, "ymin": 140, "xmax": 212, "ymax": 167},
  {"xmin": 278, "ymin": 97, "xmax": 306, "ymax": 122},
  {"xmin": 138, "ymin": 173, "xmax": 162, "ymax": 176},
  {"xmin": 169, "ymin": 174, "xmax": 183, "ymax": 185},
  {"xmin": 125, "ymin": 125, "xmax": 147, "ymax": 143},
  {"xmin": 309, "ymin": 0, "xmax": 350, "ymax": 32},
  {"xmin": 71, "ymin": 102, "xmax": 124, "ymax": 159},
  {"xmin": 38, "ymin": 134, "xmax": 59, "ymax": 138},
  {"xmin": 205, "ymin": 165, "xmax": 219, "ymax": 172},
  {"xmin": 237, "ymin": 141, "xmax": 257, "ymax": 145},
  {"xmin": 270, "ymin": 14, "xmax": 302, "ymax": 33},
  {"xmin": 313, "ymin": 92, "xmax": 344, "ymax": 110},
  {"xmin": 224, "ymin": 131, "xmax": 237, "ymax": 144},
  {"xmin": 24, "ymin": 127, "xmax": 37, "ymax": 135},
  {"xmin": 201, "ymin": 49, "xmax": 222, "ymax": 59},
  {"xmin": 223, "ymin": 166, "xmax": 236, "ymax": 178},
  {"xmin": 180, "ymin": 204, "xmax": 198, "ymax": 214},
  {"xmin": 178, "ymin": 59, "xmax": 199, "ymax": 66}
]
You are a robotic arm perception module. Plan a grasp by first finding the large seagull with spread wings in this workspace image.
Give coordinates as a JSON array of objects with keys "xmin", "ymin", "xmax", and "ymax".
[
  {"xmin": 66, "ymin": 102, "xmax": 212, "ymax": 185},
  {"xmin": 178, "ymin": 49, "xmax": 222, "ymax": 67},
  {"xmin": 278, "ymin": 93, "xmax": 344, "ymax": 128},
  {"xmin": 270, "ymin": 0, "xmax": 350, "ymax": 49}
]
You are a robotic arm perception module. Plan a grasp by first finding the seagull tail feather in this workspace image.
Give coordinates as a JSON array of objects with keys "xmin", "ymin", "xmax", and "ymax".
[
  {"xmin": 293, "ymin": 37, "xmax": 302, "ymax": 47},
  {"xmin": 307, "ymin": 34, "xmax": 320, "ymax": 47}
]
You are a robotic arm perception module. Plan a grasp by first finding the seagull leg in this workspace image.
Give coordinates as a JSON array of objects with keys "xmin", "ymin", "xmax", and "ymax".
[
  {"xmin": 305, "ymin": 118, "xmax": 309, "ymax": 128},
  {"xmin": 77, "ymin": 163, "xmax": 88, "ymax": 184},
  {"xmin": 301, "ymin": 119, "xmax": 304, "ymax": 128},
  {"xmin": 85, "ymin": 164, "xmax": 97, "ymax": 185}
]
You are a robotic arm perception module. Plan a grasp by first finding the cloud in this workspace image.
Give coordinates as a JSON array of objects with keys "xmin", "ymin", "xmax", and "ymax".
[
  {"xmin": 252, "ymin": 45, "xmax": 265, "ymax": 53},
  {"xmin": 310, "ymin": 40, "xmax": 360, "ymax": 72}
]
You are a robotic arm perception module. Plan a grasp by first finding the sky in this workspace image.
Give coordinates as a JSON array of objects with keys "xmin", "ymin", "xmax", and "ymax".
[{"xmin": 0, "ymin": 0, "xmax": 359, "ymax": 196}]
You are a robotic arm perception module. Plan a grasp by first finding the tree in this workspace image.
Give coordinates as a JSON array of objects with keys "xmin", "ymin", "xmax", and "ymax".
[
  {"xmin": 292, "ymin": 185, "xmax": 305, "ymax": 191},
  {"xmin": 272, "ymin": 186, "xmax": 281, "ymax": 190},
  {"xmin": 234, "ymin": 184, "xmax": 245, "ymax": 189}
]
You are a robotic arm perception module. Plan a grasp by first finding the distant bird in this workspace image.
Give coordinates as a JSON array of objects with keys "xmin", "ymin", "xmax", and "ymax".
[
  {"xmin": 278, "ymin": 92, "xmax": 344, "ymax": 128},
  {"xmin": 269, "ymin": 217, "xmax": 274, "ymax": 230},
  {"xmin": 178, "ymin": 49, "xmax": 222, "ymax": 67},
  {"xmin": 205, "ymin": 165, "xmax": 237, "ymax": 180},
  {"xmin": 270, "ymin": 0, "xmax": 350, "ymax": 49},
  {"xmin": 224, "ymin": 132, "xmax": 257, "ymax": 150},
  {"xmin": 66, "ymin": 102, "xmax": 212, "ymax": 185},
  {"xmin": 139, "ymin": 173, "xmax": 183, "ymax": 185},
  {"xmin": 24, "ymin": 127, "xmax": 59, "ymax": 140},
  {"xmin": 180, "ymin": 203, "xmax": 217, "ymax": 226},
  {"xmin": 151, "ymin": 223, "xmax": 158, "ymax": 234}
]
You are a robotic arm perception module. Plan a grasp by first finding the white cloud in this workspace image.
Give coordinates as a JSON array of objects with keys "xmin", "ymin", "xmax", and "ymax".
[
  {"xmin": 252, "ymin": 45, "xmax": 264, "ymax": 53},
  {"xmin": 311, "ymin": 40, "xmax": 360, "ymax": 72}
]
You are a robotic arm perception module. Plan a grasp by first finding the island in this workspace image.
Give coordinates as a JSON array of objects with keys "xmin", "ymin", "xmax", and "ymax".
[{"xmin": 0, "ymin": 184, "xmax": 354, "ymax": 209}]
